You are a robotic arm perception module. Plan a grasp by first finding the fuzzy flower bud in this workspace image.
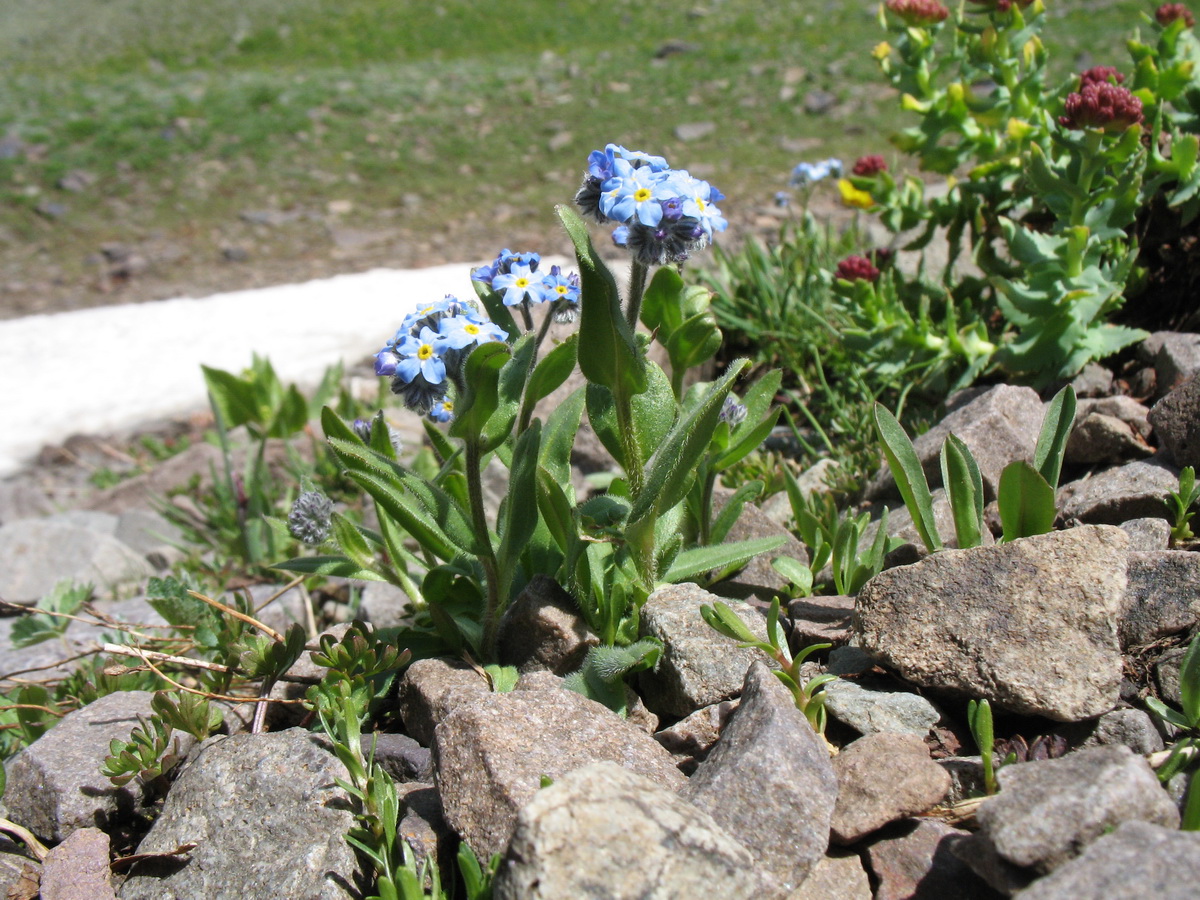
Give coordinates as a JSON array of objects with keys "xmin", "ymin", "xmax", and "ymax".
[
  {"xmin": 885, "ymin": 0, "xmax": 950, "ymax": 26},
  {"xmin": 1059, "ymin": 82, "xmax": 1144, "ymax": 133},
  {"xmin": 719, "ymin": 396, "xmax": 749, "ymax": 428},
  {"xmin": 1157, "ymin": 3, "xmax": 1196, "ymax": 27},
  {"xmin": 852, "ymin": 155, "xmax": 889, "ymax": 177},
  {"xmin": 288, "ymin": 491, "xmax": 333, "ymax": 545},
  {"xmin": 835, "ymin": 255, "xmax": 881, "ymax": 283}
]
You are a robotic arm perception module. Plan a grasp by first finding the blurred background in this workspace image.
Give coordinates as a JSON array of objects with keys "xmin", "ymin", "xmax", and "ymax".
[{"xmin": 0, "ymin": 0, "xmax": 1143, "ymax": 320}]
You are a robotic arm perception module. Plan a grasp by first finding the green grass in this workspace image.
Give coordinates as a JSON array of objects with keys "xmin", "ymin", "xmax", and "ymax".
[{"xmin": 0, "ymin": 0, "xmax": 1161, "ymax": 298}]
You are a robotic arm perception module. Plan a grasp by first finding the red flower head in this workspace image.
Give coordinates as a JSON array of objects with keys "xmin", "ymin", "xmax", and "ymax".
[
  {"xmin": 885, "ymin": 0, "xmax": 950, "ymax": 26},
  {"xmin": 1079, "ymin": 66, "xmax": 1124, "ymax": 89},
  {"xmin": 1157, "ymin": 3, "xmax": 1196, "ymax": 27},
  {"xmin": 852, "ymin": 155, "xmax": 889, "ymax": 177},
  {"xmin": 835, "ymin": 255, "xmax": 881, "ymax": 283},
  {"xmin": 1059, "ymin": 82, "xmax": 1144, "ymax": 133}
]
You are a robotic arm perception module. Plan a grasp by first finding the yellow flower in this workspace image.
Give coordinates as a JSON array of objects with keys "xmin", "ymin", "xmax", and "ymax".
[
  {"xmin": 873, "ymin": 41, "xmax": 893, "ymax": 61},
  {"xmin": 838, "ymin": 179, "xmax": 874, "ymax": 209}
]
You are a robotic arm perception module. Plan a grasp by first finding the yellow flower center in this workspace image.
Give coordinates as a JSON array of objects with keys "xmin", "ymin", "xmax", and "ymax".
[
  {"xmin": 634, "ymin": 187, "xmax": 653, "ymax": 203},
  {"xmin": 556, "ymin": 285, "xmax": 568, "ymax": 295},
  {"xmin": 697, "ymin": 198, "xmax": 707, "ymax": 212},
  {"xmin": 515, "ymin": 278, "xmax": 529, "ymax": 289},
  {"xmin": 465, "ymin": 323, "xmax": 480, "ymax": 335},
  {"xmin": 443, "ymin": 401, "xmax": 454, "ymax": 411},
  {"xmin": 417, "ymin": 344, "xmax": 434, "ymax": 360}
]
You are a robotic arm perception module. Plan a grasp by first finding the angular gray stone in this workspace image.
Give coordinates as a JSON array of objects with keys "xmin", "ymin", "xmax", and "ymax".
[
  {"xmin": 397, "ymin": 657, "xmax": 490, "ymax": 746},
  {"xmin": 822, "ymin": 676, "xmax": 946, "ymax": 736},
  {"xmin": 653, "ymin": 698, "xmax": 739, "ymax": 774},
  {"xmin": 113, "ymin": 508, "xmax": 184, "ymax": 568},
  {"xmin": 0, "ymin": 480, "xmax": 52, "ymax": 526},
  {"xmin": 39, "ymin": 827, "xmax": 116, "ymax": 900},
  {"xmin": 356, "ymin": 580, "xmax": 412, "ymax": 628},
  {"xmin": 866, "ymin": 385, "xmax": 1044, "ymax": 502},
  {"xmin": 4, "ymin": 691, "xmax": 191, "ymax": 842},
  {"xmin": 684, "ymin": 661, "xmax": 839, "ymax": 892},
  {"xmin": 1149, "ymin": 330, "xmax": 1200, "ymax": 392},
  {"xmin": 1065, "ymin": 412, "xmax": 1152, "ymax": 465},
  {"xmin": 788, "ymin": 595, "xmax": 855, "ymax": 645},
  {"xmin": 637, "ymin": 583, "xmax": 772, "ymax": 718},
  {"xmin": 959, "ymin": 745, "xmax": 1179, "ymax": 888},
  {"xmin": 1077, "ymin": 708, "xmax": 1164, "ymax": 755},
  {"xmin": 865, "ymin": 818, "xmax": 998, "ymax": 900},
  {"xmin": 396, "ymin": 783, "xmax": 454, "ymax": 884},
  {"xmin": 1012, "ymin": 820, "xmax": 1200, "ymax": 900},
  {"xmin": 493, "ymin": 762, "xmax": 765, "ymax": 900},
  {"xmin": 1119, "ymin": 516, "xmax": 1172, "ymax": 550},
  {"xmin": 1057, "ymin": 457, "xmax": 1178, "ymax": 525},
  {"xmin": 1119, "ymin": 550, "xmax": 1200, "ymax": 649},
  {"xmin": 1068, "ymin": 363, "xmax": 1114, "ymax": 398},
  {"xmin": 854, "ymin": 526, "xmax": 1127, "ymax": 721},
  {"xmin": 0, "ymin": 518, "xmax": 151, "ymax": 604},
  {"xmin": 497, "ymin": 574, "xmax": 598, "ymax": 675},
  {"xmin": 1076, "ymin": 395, "xmax": 1153, "ymax": 439},
  {"xmin": 433, "ymin": 686, "xmax": 686, "ymax": 858},
  {"xmin": 830, "ymin": 733, "xmax": 950, "ymax": 844},
  {"xmin": 1150, "ymin": 373, "xmax": 1200, "ymax": 468},
  {"xmin": 787, "ymin": 852, "xmax": 872, "ymax": 899},
  {"xmin": 119, "ymin": 729, "xmax": 361, "ymax": 900},
  {"xmin": 366, "ymin": 732, "xmax": 432, "ymax": 783}
]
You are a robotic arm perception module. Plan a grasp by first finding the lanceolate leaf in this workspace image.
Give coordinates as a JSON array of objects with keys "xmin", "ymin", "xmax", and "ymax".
[
  {"xmin": 662, "ymin": 535, "xmax": 785, "ymax": 583},
  {"xmin": 874, "ymin": 404, "xmax": 942, "ymax": 553},
  {"xmin": 539, "ymin": 386, "xmax": 585, "ymax": 489},
  {"xmin": 1032, "ymin": 384, "xmax": 1077, "ymax": 490},
  {"xmin": 448, "ymin": 342, "xmax": 511, "ymax": 447},
  {"xmin": 497, "ymin": 421, "xmax": 542, "ymax": 586},
  {"xmin": 273, "ymin": 555, "xmax": 388, "ymax": 581},
  {"xmin": 997, "ymin": 461, "xmax": 1056, "ymax": 542},
  {"xmin": 941, "ymin": 433, "xmax": 984, "ymax": 549},
  {"xmin": 524, "ymin": 334, "xmax": 578, "ymax": 409},
  {"xmin": 1179, "ymin": 632, "xmax": 1200, "ymax": 727},
  {"xmin": 556, "ymin": 204, "xmax": 647, "ymax": 397}
]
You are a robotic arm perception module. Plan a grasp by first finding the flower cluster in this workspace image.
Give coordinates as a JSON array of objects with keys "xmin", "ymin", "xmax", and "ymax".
[
  {"xmin": 885, "ymin": 0, "xmax": 950, "ymax": 27},
  {"xmin": 1079, "ymin": 66, "xmax": 1124, "ymax": 89},
  {"xmin": 574, "ymin": 144, "xmax": 728, "ymax": 266},
  {"xmin": 472, "ymin": 249, "xmax": 581, "ymax": 322},
  {"xmin": 1157, "ymin": 3, "xmax": 1196, "ymax": 27},
  {"xmin": 288, "ymin": 490, "xmax": 333, "ymax": 545},
  {"xmin": 1059, "ymin": 81, "xmax": 1144, "ymax": 133},
  {"xmin": 834, "ymin": 255, "xmax": 882, "ymax": 283},
  {"xmin": 374, "ymin": 295, "xmax": 508, "ymax": 419},
  {"xmin": 852, "ymin": 155, "xmax": 889, "ymax": 177},
  {"xmin": 790, "ymin": 157, "xmax": 843, "ymax": 186}
]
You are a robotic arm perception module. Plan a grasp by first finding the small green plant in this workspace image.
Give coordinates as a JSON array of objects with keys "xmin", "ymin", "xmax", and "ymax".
[
  {"xmin": 100, "ymin": 691, "xmax": 222, "ymax": 792},
  {"xmin": 873, "ymin": 384, "xmax": 1076, "ymax": 552},
  {"xmin": 967, "ymin": 698, "xmax": 1000, "ymax": 796},
  {"xmin": 700, "ymin": 598, "xmax": 835, "ymax": 735},
  {"xmin": 563, "ymin": 639, "xmax": 663, "ymax": 717},
  {"xmin": 1146, "ymin": 631, "xmax": 1200, "ymax": 811},
  {"xmin": 9, "ymin": 580, "xmax": 92, "ymax": 649},
  {"xmin": 1168, "ymin": 466, "xmax": 1200, "ymax": 544}
]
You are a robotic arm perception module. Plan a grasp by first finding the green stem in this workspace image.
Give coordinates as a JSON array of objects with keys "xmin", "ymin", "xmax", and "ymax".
[
  {"xmin": 465, "ymin": 439, "xmax": 502, "ymax": 659},
  {"xmin": 625, "ymin": 260, "xmax": 650, "ymax": 332},
  {"xmin": 1069, "ymin": 130, "xmax": 1105, "ymax": 226}
]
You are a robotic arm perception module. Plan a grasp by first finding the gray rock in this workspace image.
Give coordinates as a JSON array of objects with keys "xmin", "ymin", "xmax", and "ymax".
[
  {"xmin": 1156, "ymin": 644, "xmax": 1188, "ymax": 706},
  {"xmin": 937, "ymin": 756, "xmax": 987, "ymax": 805},
  {"xmin": 497, "ymin": 575, "xmax": 597, "ymax": 675},
  {"xmin": 85, "ymin": 442, "xmax": 226, "ymax": 515},
  {"xmin": 39, "ymin": 827, "xmax": 116, "ymax": 900},
  {"xmin": 493, "ymin": 762, "xmax": 765, "ymax": 900},
  {"xmin": 1149, "ymin": 330, "xmax": 1200, "ymax": 392},
  {"xmin": 1077, "ymin": 708, "xmax": 1164, "ymax": 755},
  {"xmin": 1150, "ymin": 373, "xmax": 1200, "ymax": 467},
  {"xmin": 113, "ymin": 508, "xmax": 184, "ymax": 568},
  {"xmin": 1076, "ymin": 395, "xmax": 1152, "ymax": 439},
  {"xmin": 356, "ymin": 580, "xmax": 412, "ymax": 628},
  {"xmin": 830, "ymin": 733, "xmax": 950, "ymax": 844},
  {"xmin": 710, "ymin": 489, "xmax": 810, "ymax": 609},
  {"xmin": 242, "ymin": 582, "xmax": 312, "ymax": 636},
  {"xmin": 397, "ymin": 657, "xmax": 490, "ymax": 747},
  {"xmin": 866, "ymin": 385, "xmax": 1044, "ymax": 503},
  {"xmin": 365, "ymin": 732, "xmax": 432, "ymax": 783},
  {"xmin": 653, "ymin": 698, "xmax": 739, "ymax": 773},
  {"xmin": 1119, "ymin": 516, "xmax": 1172, "ymax": 550},
  {"xmin": 788, "ymin": 595, "xmax": 855, "ymax": 645},
  {"xmin": 865, "ymin": 818, "xmax": 998, "ymax": 900},
  {"xmin": 4, "ymin": 691, "xmax": 189, "ymax": 842},
  {"xmin": 788, "ymin": 852, "xmax": 872, "ymax": 899},
  {"xmin": 1119, "ymin": 550, "xmax": 1200, "ymax": 649},
  {"xmin": 1069, "ymin": 363, "xmax": 1114, "ymax": 398},
  {"xmin": 637, "ymin": 583, "xmax": 772, "ymax": 718},
  {"xmin": 1057, "ymin": 456, "xmax": 1178, "ymax": 525},
  {"xmin": 433, "ymin": 685, "xmax": 685, "ymax": 858},
  {"xmin": 674, "ymin": 121, "xmax": 716, "ymax": 141},
  {"xmin": 0, "ymin": 518, "xmax": 152, "ymax": 604},
  {"xmin": 1065, "ymin": 412, "xmax": 1152, "ymax": 465},
  {"xmin": 684, "ymin": 661, "xmax": 839, "ymax": 892},
  {"xmin": 854, "ymin": 526, "xmax": 1127, "ymax": 721},
  {"xmin": 958, "ymin": 745, "xmax": 1179, "ymax": 889},
  {"xmin": 822, "ymin": 677, "xmax": 946, "ymax": 736},
  {"xmin": 0, "ymin": 480, "xmax": 52, "ymax": 525},
  {"xmin": 396, "ymin": 783, "xmax": 454, "ymax": 884},
  {"xmin": 119, "ymin": 729, "xmax": 361, "ymax": 900},
  {"xmin": 1012, "ymin": 820, "xmax": 1200, "ymax": 899}
]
